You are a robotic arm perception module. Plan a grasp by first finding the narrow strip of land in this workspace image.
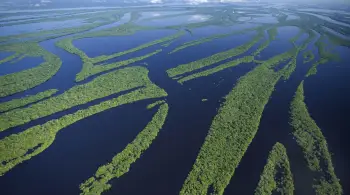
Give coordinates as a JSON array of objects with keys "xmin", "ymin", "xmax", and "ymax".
[
  {"xmin": 255, "ymin": 142, "xmax": 294, "ymax": 195},
  {"xmin": 290, "ymin": 81, "xmax": 342, "ymax": 194},
  {"xmin": 80, "ymin": 103, "xmax": 168, "ymax": 195}
]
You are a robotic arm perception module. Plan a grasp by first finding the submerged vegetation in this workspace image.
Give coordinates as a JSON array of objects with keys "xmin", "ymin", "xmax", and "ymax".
[
  {"xmin": 80, "ymin": 103, "xmax": 168, "ymax": 195},
  {"xmin": 255, "ymin": 143, "xmax": 294, "ymax": 195},
  {"xmin": 303, "ymin": 50, "xmax": 315, "ymax": 64},
  {"xmin": 290, "ymin": 82, "xmax": 342, "ymax": 194}
]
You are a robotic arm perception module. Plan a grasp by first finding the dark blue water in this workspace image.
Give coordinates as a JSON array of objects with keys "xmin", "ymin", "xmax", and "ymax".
[
  {"xmin": 0, "ymin": 56, "xmax": 43, "ymax": 76},
  {"xmin": 1, "ymin": 16, "xmax": 349, "ymax": 195},
  {"xmin": 102, "ymin": 31, "xmax": 260, "ymax": 195},
  {"xmin": 0, "ymin": 99, "xmax": 159, "ymax": 195},
  {"xmin": 168, "ymin": 31, "xmax": 257, "ymax": 66},
  {"xmin": 304, "ymin": 46, "xmax": 350, "ymax": 195},
  {"xmin": 0, "ymin": 52, "xmax": 14, "ymax": 59},
  {"xmin": 0, "ymin": 25, "xmax": 259, "ymax": 195},
  {"xmin": 259, "ymin": 26, "xmax": 299, "ymax": 60},
  {"xmin": 224, "ymin": 33, "xmax": 318, "ymax": 195},
  {"xmin": 0, "ymin": 37, "xmax": 81, "ymax": 103},
  {"xmin": 73, "ymin": 29, "xmax": 176, "ymax": 58}
]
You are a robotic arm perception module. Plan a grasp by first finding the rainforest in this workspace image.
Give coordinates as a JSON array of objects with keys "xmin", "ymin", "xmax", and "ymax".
[{"xmin": 0, "ymin": 1, "xmax": 349, "ymax": 195}]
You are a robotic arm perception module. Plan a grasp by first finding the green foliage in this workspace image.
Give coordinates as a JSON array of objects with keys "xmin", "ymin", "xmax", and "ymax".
[
  {"xmin": 178, "ymin": 56, "xmax": 255, "ymax": 84},
  {"xmin": 0, "ymin": 53, "xmax": 20, "ymax": 65},
  {"xmin": 0, "ymin": 89, "xmax": 58, "ymax": 112},
  {"xmin": 57, "ymin": 31, "xmax": 184, "ymax": 81},
  {"xmin": 167, "ymin": 31, "xmax": 264, "ymax": 79},
  {"xmin": 290, "ymin": 82, "xmax": 342, "ymax": 195},
  {"xmin": 0, "ymin": 42, "xmax": 62, "ymax": 97},
  {"xmin": 0, "ymin": 67, "xmax": 164, "ymax": 132},
  {"xmin": 180, "ymin": 50, "xmax": 295, "ymax": 195},
  {"xmin": 0, "ymin": 69, "xmax": 167, "ymax": 176},
  {"xmin": 281, "ymin": 51, "xmax": 298, "ymax": 80},
  {"xmin": 147, "ymin": 100, "xmax": 166, "ymax": 109},
  {"xmin": 77, "ymin": 49, "xmax": 162, "ymax": 82},
  {"xmin": 255, "ymin": 142, "xmax": 294, "ymax": 195},
  {"xmin": 79, "ymin": 103, "xmax": 168, "ymax": 195}
]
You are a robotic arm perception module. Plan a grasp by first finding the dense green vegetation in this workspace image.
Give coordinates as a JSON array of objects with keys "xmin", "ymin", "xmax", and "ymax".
[
  {"xmin": 290, "ymin": 82, "xmax": 342, "ymax": 195},
  {"xmin": 77, "ymin": 49, "xmax": 162, "ymax": 81},
  {"xmin": 178, "ymin": 56, "xmax": 254, "ymax": 83},
  {"xmin": 147, "ymin": 100, "xmax": 166, "ymax": 109},
  {"xmin": 255, "ymin": 143, "xmax": 294, "ymax": 195},
  {"xmin": 167, "ymin": 31, "xmax": 264, "ymax": 79},
  {"xmin": 0, "ymin": 5, "xmax": 348, "ymax": 194},
  {"xmin": 80, "ymin": 103, "xmax": 168, "ymax": 195},
  {"xmin": 174, "ymin": 27, "xmax": 280, "ymax": 84},
  {"xmin": 0, "ymin": 68, "xmax": 167, "ymax": 176},
  {"xmin": 0, "ymin": 67, "xmax": 163, "ymax": 132},
  {"xmin": 0, "ymin": 89, "xmax": 58, "ymax": 113},
  {"xmin": 0, "ymin": 43, "xmax": 61, "ymax": 97},
  {"xmin": 180, "ymin": 50, "xmax": 296, "ymax": 195},
  {"xmin": 57, "ymin": 31, "xmax": 183, "ymax": 81}
]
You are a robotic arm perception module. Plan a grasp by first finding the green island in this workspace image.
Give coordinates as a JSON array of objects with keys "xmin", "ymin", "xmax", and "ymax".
[
  {"xmin": 0, "ymin": 89, "xmax": 58, "ymax": 113},
  {"xmin": 178, "ymin": 55, "xmax": 254, "ymax": 83},
  {"xmin": 0, "ymin": 67, "xmax": 163, "ymax": 132},
  {"xmin": 0, "ymin": 67, "xmax": 167, "ymax": 176},
  {"xmin": 255, "ymin": 142, "xmax": 294, "ymax": 195},
  {"xmin": 174, "ymin": 27, "xmax": 281, "ymax": 84},
  {"xmin": 79, "ymin": 103, "xmax": 168, "ymax": 195},
  {"xmin": 0, "ymin": 53, "xmax": 21, "ymax": 65},
  {"xmin": 167, "ymin": 30, "xmax": 265, "ymax": 79},
  {"xmin": 56, "ymin": 31, "xmax": 184, "ymax": 81},
  {"xmin": 0, "ymin": 4, "xmax": 349, "ymax": 195},
  {"xmin": 180, "ymin": 49, "xmax": 297, "ymax": 195},
  {"xmin": 147, "ymin": 100, "xmax": 166, "ymax": 109},
  {"xmin": 0, "ymin": 43, "xmax": 61, "ymax": 98},
  {"xmin": 290, "ymin": 81, "xmax": 342, "ymax": 195}
]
